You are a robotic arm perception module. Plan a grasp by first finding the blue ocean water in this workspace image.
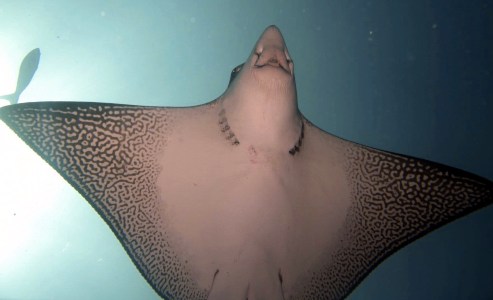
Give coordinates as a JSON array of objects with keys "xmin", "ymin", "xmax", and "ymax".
[{"xmin": 0, "ymin": 0, "xmax": 491, "ymax": 299}]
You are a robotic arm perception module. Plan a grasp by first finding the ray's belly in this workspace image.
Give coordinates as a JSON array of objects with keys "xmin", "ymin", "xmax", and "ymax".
[
  {"xmin": 155, "ymin": 127, "xmax": 351, "ymax": 298},
  {"xmin": 157, "ymin": 148, "xmax": 297, "ymax": 288}
]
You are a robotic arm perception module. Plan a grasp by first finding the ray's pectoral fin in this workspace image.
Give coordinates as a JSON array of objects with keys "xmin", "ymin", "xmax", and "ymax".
[
  {"xmin": 310, "ymin": 141, "xmax": 493, "ymax": 299},
  {"xmin": 347, "ymin": 145, "xmax": 492, "ymax": 249},
  {"xmin": 0, "ymin": 102, "xmax": 207, "ymax": 300}
]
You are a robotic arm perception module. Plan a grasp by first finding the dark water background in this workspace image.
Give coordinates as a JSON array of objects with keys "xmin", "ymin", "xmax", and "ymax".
[{"xmin": 0, "ymin": 0, "xmax": 491, "ymax": 299}]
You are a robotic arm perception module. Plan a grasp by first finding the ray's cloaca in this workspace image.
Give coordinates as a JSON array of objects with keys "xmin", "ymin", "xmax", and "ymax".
[{"xmin": 0, "ymin": 26, "xmax": 491, "ymax": 300}]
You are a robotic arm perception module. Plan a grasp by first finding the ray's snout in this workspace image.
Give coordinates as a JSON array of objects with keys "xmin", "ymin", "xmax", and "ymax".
[{"xmin": 254, "ymin": 25, "xmax": 292, "ymax": 73}]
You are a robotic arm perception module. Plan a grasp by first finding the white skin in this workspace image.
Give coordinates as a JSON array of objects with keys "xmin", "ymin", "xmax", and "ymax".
[
  {"xmin": 221, "ymin": 25, "xmax": 302, "ymax": 154},
  {"xmin": 158, "ymin": 25, "xmax": 351, "ymax": 299}
]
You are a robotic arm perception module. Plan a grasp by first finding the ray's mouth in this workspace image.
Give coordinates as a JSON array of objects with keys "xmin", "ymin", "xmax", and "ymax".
[{"xmin": 253, "ymin": 52, "xmax": 292, "ymax": 75}]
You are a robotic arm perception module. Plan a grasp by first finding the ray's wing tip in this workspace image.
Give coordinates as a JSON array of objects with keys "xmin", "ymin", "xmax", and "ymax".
[
  {"xmin": 0, "ymin": 101, "xmax": 166, "ymax": 128},
  {"xmin": 0, "ymin": 103, "xmax": 16, "ymax": 121},
  {"xmin": 0, "ymin": 101, "xmax": 65, "ymax": 124},
  {"xmin": 0, "ymin": 101, "xmax": 37, "ymax": 118}
]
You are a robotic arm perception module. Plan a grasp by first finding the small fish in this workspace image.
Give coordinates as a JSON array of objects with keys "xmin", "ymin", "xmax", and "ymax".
[{"xmin": 0, "ymin": 48, "xmax": 40, "ymax": 104}]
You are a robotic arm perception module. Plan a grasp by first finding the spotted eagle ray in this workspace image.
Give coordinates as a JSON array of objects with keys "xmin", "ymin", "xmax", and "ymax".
[
  {"xmin": 0, "ymin": 48, "xmax": 40, "ymax": 104},
  {"xmin": 0, "ymin": 26, "xmax": 491, "ymax": 300}
]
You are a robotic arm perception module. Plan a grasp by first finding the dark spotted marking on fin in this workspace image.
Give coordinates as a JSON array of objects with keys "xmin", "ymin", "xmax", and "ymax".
[
  {"xmin": 0, "ymin": 102, "xmax": 207, "ymax": 300},
  {"xmin": 1, "ymin": 102, "xmax": 491, "ymax": 300},
  {"xmin": 294, "ymin": 143, "xmax": 492, "ymax": 299}
]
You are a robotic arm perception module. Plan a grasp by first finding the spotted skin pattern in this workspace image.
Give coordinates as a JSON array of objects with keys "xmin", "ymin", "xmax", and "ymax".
[
  {"xmin": 295, "ymin": 144, "xmax": 492, "ymax": 300},
  {"xmin": 1, "ymin": 102, "xmax": 492, "ymax": 300},
  {"xmin": 0, "ymin": 102, "xmax": 207, "ymax": 300}
]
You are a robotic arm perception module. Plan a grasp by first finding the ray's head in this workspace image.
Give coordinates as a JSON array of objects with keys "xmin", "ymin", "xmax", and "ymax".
[
  {"xmin": 221, "ymin": 26, "xmax": 300, "ymax": 138},
  {"xmin": 227, "ymin": 25, "xmax": 296, "ymax": 99}
]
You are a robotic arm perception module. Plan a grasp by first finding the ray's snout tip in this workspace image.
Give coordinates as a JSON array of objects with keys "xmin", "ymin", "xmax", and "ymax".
[{"xmin": 264, "ymin": 25, "xmax": 283, "ymax": 38}]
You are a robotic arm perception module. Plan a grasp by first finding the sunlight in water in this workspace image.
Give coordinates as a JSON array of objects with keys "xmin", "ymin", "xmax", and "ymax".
[
  {"xmin": 0, "ymin": 49, "xmax": 16, "ymax": 98},
  {"xmin": 0, "ymin": 122, "xmax": 62, "ymax": 273},
  {"xmin": 0, "ymin": 100, "xmax": 10, "ymax": 107}
]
